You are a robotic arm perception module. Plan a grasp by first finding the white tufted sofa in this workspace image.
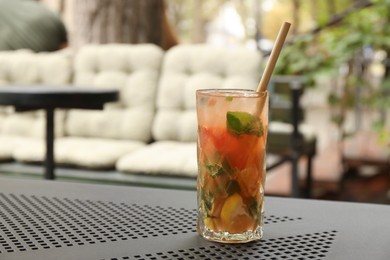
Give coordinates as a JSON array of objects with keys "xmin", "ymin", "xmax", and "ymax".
[
  {"xmin": 0, "ymin": 44, "xmax": 266, "ymax": 177},
  {"xmin": 10, "ymin": 44, "xmax": 164, "ymax": 169}
]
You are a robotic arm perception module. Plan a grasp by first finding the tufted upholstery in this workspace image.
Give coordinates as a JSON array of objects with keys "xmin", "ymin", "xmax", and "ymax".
[
  {"xmin": 0, "ymin": 49, "xmax": 71, "ymax": 160},
  {"xmin": 152, "ymin": 44, "xmax": 262, "ymax": 142},
  {"xmin": 13, "ymin": 137, "xmax": 145, "ymax": 169},
  {"xmin": 0, "ymin": 45, "xmax": 318, "ymax": 195},
  {"xmin": 65, "ymin": 44, "xmax": 163, "ymax": 142},
  {"xmin": 117, "ymin": 44, "xmax": 263, "ymax": 176},
  {"xmin": 0, "ymin": 49, "xmax": 71, "ymax": 86},
  {"xmin": 13, "ymin": 44, "xmax": 165, "ymax": 169},
  {"xmin": 117, "ymin": 141, "xmax": 197, "ymax": 176}
]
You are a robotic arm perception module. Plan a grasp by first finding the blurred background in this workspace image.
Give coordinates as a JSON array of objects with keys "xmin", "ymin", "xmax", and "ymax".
[{"xmin": 1, "ymin": 0, "xmax": 389, "ymax": 203}]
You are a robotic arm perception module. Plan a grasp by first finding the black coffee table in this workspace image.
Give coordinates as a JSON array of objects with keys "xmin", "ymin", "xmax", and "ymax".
[
  {"xmin": 0, "ymin": 177, "xmax": 389, "ymax": 260},
  {"xmin": 0, "ymin": 86, "xmax": 118, "ymax": 180}
]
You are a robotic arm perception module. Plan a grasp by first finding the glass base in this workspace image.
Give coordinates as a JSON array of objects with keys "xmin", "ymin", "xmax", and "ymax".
[{"xmin": 198, "ymin": 225, "xmax": 263, "ymax": 243}]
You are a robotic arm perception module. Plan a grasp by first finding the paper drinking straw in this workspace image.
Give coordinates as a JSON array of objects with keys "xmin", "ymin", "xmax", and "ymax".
[{"xmin": 256, "ymin": 22, "xmax": 291, "ymax": 93}]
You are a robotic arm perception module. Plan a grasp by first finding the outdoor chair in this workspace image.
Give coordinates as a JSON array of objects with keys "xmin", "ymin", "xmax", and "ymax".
[{"xmin": 266, "ymin": 76, "xmax": 317, "ymax": 197}]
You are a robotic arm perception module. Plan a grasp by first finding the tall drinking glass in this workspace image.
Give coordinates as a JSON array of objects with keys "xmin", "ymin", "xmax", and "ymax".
[{"xmin": 196, "ymin": 89, "xmax": 268, "ymax": 243}]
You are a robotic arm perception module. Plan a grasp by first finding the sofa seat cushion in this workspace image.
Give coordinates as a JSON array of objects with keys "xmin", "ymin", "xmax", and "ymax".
[
  {"xmin": 0, "ymin": 136, "xmax": 35, "ymax": 161},
  {"xmin": 117, "ymin": 141, "xmax": 198, "ymax": 177},
  {"xmin": 117, "ymin": 142, "xmax": 295, "ymax": 179},
  {"xmin": 13, "ymin": 137, "xmax": 145, "ymax": 169}
]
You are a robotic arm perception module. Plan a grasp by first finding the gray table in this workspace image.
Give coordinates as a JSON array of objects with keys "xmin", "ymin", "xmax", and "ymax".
[
  {"xmin": 0, "ymin": 177, "xmax": 389, "ymax": 260},
  {"xmin": 0, "ymin": 86, "xmax": 118, "ymax": 180}
]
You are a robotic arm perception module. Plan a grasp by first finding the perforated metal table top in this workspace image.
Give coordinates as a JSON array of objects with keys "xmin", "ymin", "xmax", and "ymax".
[{"xmin": 0, "ymin": 177, "xmax": 389, "ymax": 260}]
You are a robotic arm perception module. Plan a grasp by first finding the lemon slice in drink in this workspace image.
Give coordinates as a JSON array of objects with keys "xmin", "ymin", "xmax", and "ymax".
[{"xmin": 220, "ymin": 193, "xmax": 255, "ymax": 233}]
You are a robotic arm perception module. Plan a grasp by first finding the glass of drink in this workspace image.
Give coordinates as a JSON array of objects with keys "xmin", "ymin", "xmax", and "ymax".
[{"xmin": 196, "ymin": 89, "xmax": 268, "ymax": 243}]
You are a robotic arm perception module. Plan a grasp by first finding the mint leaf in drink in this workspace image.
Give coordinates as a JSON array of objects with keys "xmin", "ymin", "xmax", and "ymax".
[
  {"xmin": 204, "ymin": 163, "xmax": 223, "ymax": 177},
  {"xmin": 248, "ymin": 197, "xmax": 260, "ymax": 218},
  {"xmin": 202, "ymin": 191, "xmax": 214, "ymax": 216},
  {"xmin": 204, "ymin": 160, "xmax": 237, "ymax": 177},
  {"xmin": 226, "ymin": 111, "xmax": 263, "ymax": 136}
]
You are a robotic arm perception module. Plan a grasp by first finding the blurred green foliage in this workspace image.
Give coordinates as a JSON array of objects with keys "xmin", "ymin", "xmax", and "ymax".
[{"xmin": 275, "ymin": 0, "xmax": 390, "ymax": 144}]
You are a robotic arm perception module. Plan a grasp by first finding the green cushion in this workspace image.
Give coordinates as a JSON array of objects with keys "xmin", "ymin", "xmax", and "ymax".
[{"xmin": 0, "ymin": 0, "xmax": 67, "ymax": 52}]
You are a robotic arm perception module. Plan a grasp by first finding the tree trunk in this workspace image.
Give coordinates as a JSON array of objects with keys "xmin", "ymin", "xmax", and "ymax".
[{"xmin": 70, "ymin": 0, "xmax": 176, "ymax": 50}]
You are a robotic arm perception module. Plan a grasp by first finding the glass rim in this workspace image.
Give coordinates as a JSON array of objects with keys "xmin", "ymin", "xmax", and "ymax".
[{"xmin": 196, "ymin": 89, "xmax": 268, "ymax": 98}]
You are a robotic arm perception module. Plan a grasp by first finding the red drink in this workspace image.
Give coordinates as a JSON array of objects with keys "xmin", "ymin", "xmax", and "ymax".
[{"xmin": 196, "ymin": 89, "xmax": 268, "ymax": 243}]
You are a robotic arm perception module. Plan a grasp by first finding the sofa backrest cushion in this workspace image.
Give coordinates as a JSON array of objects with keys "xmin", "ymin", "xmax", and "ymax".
[
  {"xmin": 65, "ymin": 44, "xmax": 163, "ymax": 142},
  {"xmin": 0, "ymin": 49, "xmax": 71, "ymax": 86},
  {"xmin": 0, "ymin": 49, "xmax": 71, "ymax": 138},
  {"xmin": 152, "ymin": 44, "xmax": 263, "ymax": 142}
]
